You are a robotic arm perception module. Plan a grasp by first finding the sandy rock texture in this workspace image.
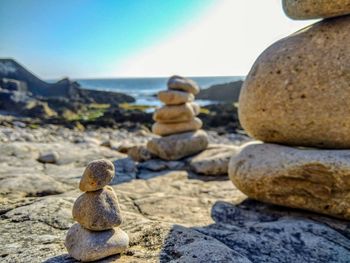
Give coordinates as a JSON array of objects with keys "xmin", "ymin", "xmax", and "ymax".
[
  {"xmin": 72, "ymin": 186, "xmax": 123, "ymax": 231},
  {"xmin": 283, "ymin": 0, "xmax": 350, "ymax": 19},
  {"xmin": 229, "ymin": 142, "xmax": 350, "ymax": 220},
  {"xmin": 158, "ymin": 90, "xmax": 194, "ymax": 105},
  {"xmin": 152, "ymin": 117, "xmax": 202, "ymax": 136},
  {"xmin": 147, "ymin": 130, "xmax": 209, "ymax": 160},
  {"xmin": 239, "ymin": 16, "xmax": 350, "ymax": 148}
]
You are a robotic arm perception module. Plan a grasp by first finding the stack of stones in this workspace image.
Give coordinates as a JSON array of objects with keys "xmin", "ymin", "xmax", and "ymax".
[
  {"xmin": 65, "ymin": 159, "xmax": 129, "ymax": 262},
  {"xmin": 229, "ymin": 1, "xmax": 350, "ymax": 220},
  {"xmin": 147, "ymin": 75, "xmax": 209, "ymax": 160}
]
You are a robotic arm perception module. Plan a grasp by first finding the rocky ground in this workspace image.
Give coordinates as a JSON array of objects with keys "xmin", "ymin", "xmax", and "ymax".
[{"xmin": 1, "ymin": 124, "xmax": 350, "ymax": 263}]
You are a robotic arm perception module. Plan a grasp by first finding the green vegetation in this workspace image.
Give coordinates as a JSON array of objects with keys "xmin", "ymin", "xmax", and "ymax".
[
  {"xmin": 119, "ymin": 103, "xmax": 155, "ymax": 111},
  {"xmin": 62, "ymin": 103, "xmax": 111, "ymax": 121}
]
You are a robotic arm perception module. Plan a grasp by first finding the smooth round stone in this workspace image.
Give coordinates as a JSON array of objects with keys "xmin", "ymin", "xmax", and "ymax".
[
  {"xmin": 158, "ymin": 90, "xmax": 194, "ymax": 105},
  {"xmin": 239, "ymin": 17, "xmax": 350, "ymax": 148},
  {"xmin": 229, "ymin": 142, "xmax": 350, "ymax": 220},
  {"xmin": 65, "ymin": 223, "xmax": 129, "ymax": 262},
  {"xmin": 152, "ymin": 117, "xmax": 202, "ymax": 136},
  {"xmin": 153, "ymin": 103, "xmax": 199, "ymax": 124},
  {"xmin": 283, "ymin": 0, "xmax": 350, "ymax": 19},
  {"xmin": 167, "ymin": 75, "xmax": 200, "ymax": 95},
  {"xmin": 72, "ymin": 186, "xmax": 122, "ymax": 231},
  {"xmin": 189, "ymin": 145, "xmax": 239, "ymax": 176},
  {"xmin": 147, "ymin": 130, "xmax": 209, "ymax": 160},
  {"xmin": 79, "ymin": 159, "xmax": 115, "ymax": 192}
]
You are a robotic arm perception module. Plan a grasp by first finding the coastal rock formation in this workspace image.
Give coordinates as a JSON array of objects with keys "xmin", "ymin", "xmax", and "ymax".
[
  {"xmin": 79, "ymin": 159, "xmax": 115, "ymax": 191},
  {"xmin": 147, "ymin": 130, "xmax": 209, "ymax": 161},
  {"xmin": 189, "ymin": 145, "xmax": 239, "ymax": 176},
  {"xmin": 239, "ymin": 16, "xmax": 350, "ymax": 148},
  {"xmin": 283, "ymin": 0, "xmax": 350, "ymax": 19},
  {"xmin": 65, "ymin": 159, "xmax": 128, "ymax": 261},
  {"xmin": 228, "ymin": 1, "xmax": 350, "ymax": 221},
  {"xmin": 229, "ymin": 142, "xmax": 350, "ymax": 220},
  {"xmin": 148, "ymin": 76, "xmax": 208, "ymax": 160}
]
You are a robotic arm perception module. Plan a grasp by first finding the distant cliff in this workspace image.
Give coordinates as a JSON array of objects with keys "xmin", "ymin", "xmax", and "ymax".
[
  {"xmin": 0, "ymin": 59, "xmax": 135, "ymax": 104},
  {"xmin": 197, "ymin": 80, "xmax": 243, "ymax": 102}
]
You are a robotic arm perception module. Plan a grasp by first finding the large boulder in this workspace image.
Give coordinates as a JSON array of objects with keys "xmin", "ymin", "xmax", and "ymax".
[
  {"xmin": 229, "ymin": 142, "xmax": 350, "ymax": 220},
  {"xmin": 239, "ymin": 16, "xmax": 350, "ymax": 148},
  {"xmin": 147, "ymin": 130, "xmax": 209, "ymax": 160},
  {"xmin": 283, "ymin": 0, "xmax": 350, "ymax": 19}
]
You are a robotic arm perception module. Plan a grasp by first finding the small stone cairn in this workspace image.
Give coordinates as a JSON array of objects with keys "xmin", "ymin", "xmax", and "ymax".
[
  {"xmin": 147, "ymin": 75, "xmax": 209, "ymax": 160},
  {"xmin": 65, "ymin": 159, "xmax": 129, "ymax": 262},
  {"xmin": 229, "ymin": 1, "xmax": 350, "ymax": 220}
]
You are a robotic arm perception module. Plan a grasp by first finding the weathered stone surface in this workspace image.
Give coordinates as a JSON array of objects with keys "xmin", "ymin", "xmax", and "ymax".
[
  {"xmin": 127, "ymin": 145, "xmax": 153, "ymax": 162},
  {"xmin": 65, "ymin": 223, "xmax": 129, "ymax": 262},
  {"xmin": 72, "ymin": 186, "xmax": 122, "ymax": 231},
  {"xmin": 147, "ymin": 130, "xmax": 209, "ymax": 160},
  {"xmin": 229, "ymin": 142, "xmax": 350, "ymax": 220},
  {"xmin": 138, "ymin": 159, "xmax": 185, "ymax": 172},
  {"xmin": 79, "ymin": 159, "xmax": 115, "ymax": 192},
  {"xmin": 167, "ymin": 75, "xmax": 200, "ymax": 95},
  {"xmin": 239, "ymin": 16, "xmax": 350, "ymax": 148},
  {"xmin": 37, "ymin": 151, "xmax": 59, "ymax": 164},
  {"xmin": 158, "ymin": 90, "xmax": 194, "ymax": 105},
  {"xmin": 153, "ymin": 103, "xmax": 199, "ymax": 124},
  {"xmin": 283, "ymin": 0, "xmax": 350, "ymax": 19},
  {"xmin": 189, "ymin": 145, "xmax": 239, "ymax": 175},
  {"xmin": 152, "ymin": 118, "xmax": 202, "ymax": 136}
]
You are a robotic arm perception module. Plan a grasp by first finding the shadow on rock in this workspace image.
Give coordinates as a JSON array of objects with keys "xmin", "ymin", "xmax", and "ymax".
[
  {"xmin": 159, "ymin": 199, "xmax": 350, "ymax": 263},
  {"xmin": 43, "ymin": 253, "xmax": 121, "ymax": 263}
]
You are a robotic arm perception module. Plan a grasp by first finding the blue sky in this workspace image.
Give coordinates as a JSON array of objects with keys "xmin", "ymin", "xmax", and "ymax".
[{"xmin": 0, "ymin": 0, "xmax": 313, "ymax": 79}]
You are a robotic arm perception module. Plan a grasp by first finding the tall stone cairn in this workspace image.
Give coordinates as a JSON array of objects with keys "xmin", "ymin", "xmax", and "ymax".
[
  {"xmin": 229, "ymin": 1, "xmax": 350, "ymax": 220},
  {"xmin": 147, "ymin": 75, "xmax": 209, "ymax": 160},
  {"xmin": 65, "ymin": 159, "xmax": 129, "ymax": 262}
]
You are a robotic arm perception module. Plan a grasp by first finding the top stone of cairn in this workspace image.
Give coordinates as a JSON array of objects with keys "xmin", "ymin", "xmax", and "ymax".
[
  {"xmin": 167, "ymin": 75, "xmax": 200, "ymax": 95},
  {"xmin": 283, "ymin": 0, "xmax": 350, "ymax": 20},
  {"xmin": 79, "ymin": 159, "xmax": 115, "ymax": 192}
]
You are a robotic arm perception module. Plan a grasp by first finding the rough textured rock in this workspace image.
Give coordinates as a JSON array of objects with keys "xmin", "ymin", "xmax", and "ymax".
[
  {"xmin": 229, "ymin": 142, "xmax": 350, "ymax": 220},
  {"xmin": 239, "ymin": 16, "xmax": 350, "ymax": 148},
  {"xmin": 147, "ymin": 130, "xmax": 209, "ymax": 160},
  {"xmin": 72, "ymin": 186, "xmax": 122, "ymax": 231},
  {"xmin": 65, "ymin": 223, "xmax": 129, "ymax": 262},
  {"xmin": 283, "ymin": 0, "xmax": 350, "ymax": 19},
  {"xmin": 127, "ymin": 145, "xmax": 153, "ymax": 162},
  {"xmin": 79, "ymin": 159, "xmax": 115, "ymax": 192},
  {"xmin": 153, "ymin": 103, "xmax": 199, "ymax": 124},
  {"xmin": 189, "ymin": 145, "xmax": 239, "ymax": 175},
  {"xmin": 152, "ymin": 118, "xmax": 202, "ymax": 136},
  {"xmin": 167, "ymin": 75, "xmax": 200, "ymax": 95},
  {"xmin": 158, "ymin": 90, "xmax": 194, "ymax": 105}
]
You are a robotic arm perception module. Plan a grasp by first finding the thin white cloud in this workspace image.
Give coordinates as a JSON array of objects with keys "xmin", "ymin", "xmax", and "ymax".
[{"xmin": 114, "ymin": 0, "xmax": 315, "ymax": 77}]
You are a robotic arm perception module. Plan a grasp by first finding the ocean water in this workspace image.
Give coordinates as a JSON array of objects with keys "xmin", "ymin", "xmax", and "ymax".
[{"xmin": 76, "ymin": 76, "xmax": 243, "ymax": 106}]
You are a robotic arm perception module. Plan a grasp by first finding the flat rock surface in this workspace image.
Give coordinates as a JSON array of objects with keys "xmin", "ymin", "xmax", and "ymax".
[{"xmin": 1, "ymin": 125, "xmax": 349, "ymax": 262}]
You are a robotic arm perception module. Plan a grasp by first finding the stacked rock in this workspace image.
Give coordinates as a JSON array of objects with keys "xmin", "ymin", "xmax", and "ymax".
[
  {"xmin": 229, "ymin": 1, "xmax": 350, "ymax": 220},
  {"xmin": 65, "ymin": 159, "xmax": 129, "ymax": 262},
  {"xmin": 147, "ymin": 75, "xmax": 209, "ymax": 160}
]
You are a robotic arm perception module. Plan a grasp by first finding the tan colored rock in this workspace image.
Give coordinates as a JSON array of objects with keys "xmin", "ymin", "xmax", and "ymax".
[
  {"xmin": 127, "ymin": 145, "xmax": 153, "ymax": 162},
  {"xmin": 153, "ymin": 103, "xmax": 199, "ymax": 124},
  {"xmin": 239, "ymin": 17, "xmax": 350, "ymax": 148},
  {"xmin": 147, "ymin": 130, "xmax": 209, "ymax": 160},
  {"xmin": 229, "ymin": 142, "xmax": 350, "ymax": 220},
  {"xmin": 65, "ymin": 223, "xmax": 129, "ymax": 262},
  {"xmin": 283, "ymin": 0, "xmax": 350, "ymax": 19},
  {"xmin": 158, "ymin": 90, "xmax": 194, "ymax": 105},
  {"xmin": 79, "ymin": 159, "xmax": 115, "ymax": 192},
  {"xmin": 168, "ymin": 75, "xmax": 200, "ymax": 95},
  {"xmin": 152, "ymin": 118, "xmax": 202, "ymax": 136},
  {"xmin": 191, "ymin": 102, "xmax": 200, "ymax": 115},
  {"xmin": 72, "ymin": 186, "xmax": 122, "ymax": 231},
  {"xmin": 189, "ymin": 145, "xmax": 239, "ymax": 176}
]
